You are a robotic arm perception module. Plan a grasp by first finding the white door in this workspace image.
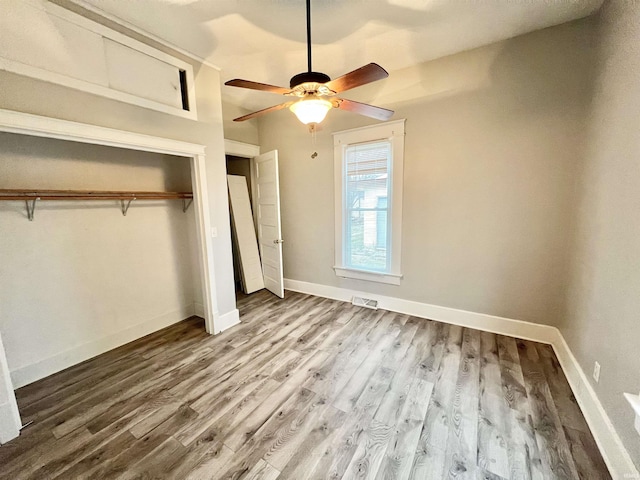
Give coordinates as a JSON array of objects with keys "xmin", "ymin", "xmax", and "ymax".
[{"xmin": 254, "ymin": 150, "xmax": 284, "ymax": 298}]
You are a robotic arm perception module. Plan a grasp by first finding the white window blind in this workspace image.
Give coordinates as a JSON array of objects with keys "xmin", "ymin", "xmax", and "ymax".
[{"xmin": 344, "ymin": 141, "xmax": 392, "ymax": 272}]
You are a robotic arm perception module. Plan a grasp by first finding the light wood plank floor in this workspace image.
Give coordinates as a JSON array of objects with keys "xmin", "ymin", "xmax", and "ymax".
[{"xmin": 1, "ymin": 290, "xmax": 610, "ymax": 479}]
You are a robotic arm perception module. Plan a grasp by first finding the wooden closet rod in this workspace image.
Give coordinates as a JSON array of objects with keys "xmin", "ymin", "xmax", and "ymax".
[
  {"xmin": 0, "ymin": 189, "xmax": 194, "ymax": 221},
  {"xmin": 0, "ymin": 189, "xmax": 193, "ymax": 199}
]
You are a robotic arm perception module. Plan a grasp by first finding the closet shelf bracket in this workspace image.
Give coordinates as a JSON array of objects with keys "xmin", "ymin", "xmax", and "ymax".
[
  {"xmin": 182, "ymin": 198, "xmax": 193, "ymax": 213},
  {"xmin": 26, "ymin": 198, "xmax": 39, "ymax": 221},
  {"xmin": 120, "ymin": 198, "xmax": 135, "ymax": 216}
]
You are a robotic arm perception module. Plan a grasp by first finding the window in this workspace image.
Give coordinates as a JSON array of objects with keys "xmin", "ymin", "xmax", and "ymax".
[
  {"xmin": 333, "ymin": 120, "xmax": 405, "ymax": 285},
  {"xmin": 344, "ymin": 142, "xmax": 390, "ymax": 272}
]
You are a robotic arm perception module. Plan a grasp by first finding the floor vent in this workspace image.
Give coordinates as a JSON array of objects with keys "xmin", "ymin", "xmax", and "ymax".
[{"xmin": 352, "ymin": 296, "xmax": 378, "ymax": 310}]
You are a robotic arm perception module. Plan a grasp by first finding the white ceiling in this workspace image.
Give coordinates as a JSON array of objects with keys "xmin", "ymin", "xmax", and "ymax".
[{"xmin": 75, "ymin": 0, "xmax": 602, "ymax": 110}]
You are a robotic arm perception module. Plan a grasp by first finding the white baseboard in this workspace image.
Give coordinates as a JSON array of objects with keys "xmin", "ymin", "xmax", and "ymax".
[
  {"xmin": 550, "ymin": 331, "xmax": 640, "ymax": 480},
  {"xmin": 284, "ymin": 278, "xmax": 639, "ymax": 479},
  {"xmin": 284, "ymin": 279, "xmax": 557, "ymax": 344},
  {"xmin": 10, "ymin": 303, "xmax": 196, "ymax": 389},
  {"xmin": 215, "ymin": 308, "xmax": 240, "ymax": 334},
  {"xmin": 195, "ymin": 301, "xmax": 240, "ymax": 334}
]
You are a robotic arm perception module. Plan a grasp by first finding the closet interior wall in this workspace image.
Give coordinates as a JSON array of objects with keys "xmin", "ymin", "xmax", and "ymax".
[{"xmin": 0, "ymin": 132, "xmax": 202, "ymax": 388}]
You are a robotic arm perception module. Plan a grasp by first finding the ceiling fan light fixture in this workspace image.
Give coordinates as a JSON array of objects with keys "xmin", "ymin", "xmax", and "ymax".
[
  {"xmin": 225, "ymin": 0, "xmax": 393, "ymax": 124},
  {"xmin": 290, "ymin": 97, "xmax": 332, "ymax": 124}
]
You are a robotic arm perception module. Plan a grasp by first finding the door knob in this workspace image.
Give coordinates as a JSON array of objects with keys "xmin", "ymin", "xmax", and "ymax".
[{"xmin": 273, "ymin": 239, "xmax": 284, "ymax": 244}]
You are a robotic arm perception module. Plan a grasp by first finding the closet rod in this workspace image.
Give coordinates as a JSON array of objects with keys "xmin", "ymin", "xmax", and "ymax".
[
  {"xmin": 0, "ymin": 195, "xmax": 191, "ymax": 200},
  {"xmin": 0, "ymin": 189, "xmax": 194, "ymax": 220},
  {"xmin": 0, "ymin": 189, "xmax": 193, "ymax": 199}
]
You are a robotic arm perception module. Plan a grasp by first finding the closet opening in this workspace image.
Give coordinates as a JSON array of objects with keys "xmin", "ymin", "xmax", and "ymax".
[
  {"xmin": 0, "ymin": 133, "xmax": 204, "ymax": 390},
  {"xmin": 0, "ymin": 109, "xmax": 219, "ymax": 443}
]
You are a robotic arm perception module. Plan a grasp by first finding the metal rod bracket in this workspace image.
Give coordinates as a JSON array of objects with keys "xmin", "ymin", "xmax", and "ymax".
[
  {"xmin": 182, "ymin": 198, "xmax": 193, "ymax": 213},
  {"xmin": 25, "ymin": 198, "xmax": 39, "ymax": 221},
  {"xmin": 120, "ymin": 198, "xmax": 135, "ymax": 216}
]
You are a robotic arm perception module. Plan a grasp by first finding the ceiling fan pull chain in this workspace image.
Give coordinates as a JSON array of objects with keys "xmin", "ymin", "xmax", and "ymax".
[{"xmin": 309, "ymin": 123, "xmax": 318, "ymax": 158}]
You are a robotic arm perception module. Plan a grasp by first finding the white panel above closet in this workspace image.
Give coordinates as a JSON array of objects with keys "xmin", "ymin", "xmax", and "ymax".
[
  {"xmin": 104, "ymin": 39, "xmax": 183, "ymax": 109},
  {"xmin": 0, "ymin": 0, "xmax": 108, "ymax": 86},
  {"xmin": 0, "ymin": 0, "xmax": 197, "ymax": 119}
]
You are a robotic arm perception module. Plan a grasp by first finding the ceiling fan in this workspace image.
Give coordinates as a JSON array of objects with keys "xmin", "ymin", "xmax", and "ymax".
[{"xmin": 225, "ymin": 0, "xmax": 394, "ymax": 125}]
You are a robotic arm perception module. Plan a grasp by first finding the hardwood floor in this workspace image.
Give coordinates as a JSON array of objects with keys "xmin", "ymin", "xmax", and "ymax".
[{"xmin": 0, "ymin": 290, "xmax": 611, "ymax": 479}]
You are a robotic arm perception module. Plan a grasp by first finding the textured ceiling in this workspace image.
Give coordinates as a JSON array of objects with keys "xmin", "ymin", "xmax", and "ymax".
[{"xmin": 74, "ymin": 0, "xmax": 602, "ymax": 110}]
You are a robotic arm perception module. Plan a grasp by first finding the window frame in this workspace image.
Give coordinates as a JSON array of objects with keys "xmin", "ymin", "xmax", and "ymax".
[{"xmin": 333, "ymin": 119, "xmax": 405, "ymax": 285}]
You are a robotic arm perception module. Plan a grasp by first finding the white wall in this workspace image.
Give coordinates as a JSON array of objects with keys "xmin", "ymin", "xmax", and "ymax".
[
  {"xmin": 562, "ymin": 0, "xmax": 640, "ymax": 467},
  {"xmin": 258, "ymin": 19, "xmax": 594, "ymax": 326}
]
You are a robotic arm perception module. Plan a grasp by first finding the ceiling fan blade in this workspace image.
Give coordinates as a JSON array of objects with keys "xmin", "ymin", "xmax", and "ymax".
[
  {"xmin": 233, "ymin": 101, "xmax": 294, "ymax": 122},
  {"xmin": 225, "ymin": 79, "xmax": 292, "ymax": 95},
  {"xmin": 334, "ymin": 98, "xmax": 394, "ymax": 121},
  {"xmin": 325, "ymin": 63, "xmax": 389, "ymax": 93}
]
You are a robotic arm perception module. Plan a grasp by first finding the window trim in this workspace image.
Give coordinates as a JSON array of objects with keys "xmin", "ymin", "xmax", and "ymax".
[{"xmin": 333, "ymin": 119, "xmax": 405, "ymax": 285}]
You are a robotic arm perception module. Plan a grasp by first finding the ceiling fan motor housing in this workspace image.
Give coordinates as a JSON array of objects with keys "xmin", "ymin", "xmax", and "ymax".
[{"xmin": 290, "ymin": 71, "xmax": 331, "ymax": 89}]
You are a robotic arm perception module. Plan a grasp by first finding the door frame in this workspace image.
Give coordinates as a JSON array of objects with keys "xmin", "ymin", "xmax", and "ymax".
[
  {"xmin": 225, "ymin": 141, "xmax": 285, "ymax": 297},
  {"xmin": 0, "ymin": 109, "xmax": 221, "ymax": 443},
  {"xmin": 224, "ymin": 139, "xmax": 260, "ymax": 158}
]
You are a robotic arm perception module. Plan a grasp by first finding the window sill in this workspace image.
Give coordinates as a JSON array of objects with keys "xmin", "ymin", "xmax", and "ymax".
[{"xmin": 333, "ymin": 266, "xmax": 402, "ymax": 286}]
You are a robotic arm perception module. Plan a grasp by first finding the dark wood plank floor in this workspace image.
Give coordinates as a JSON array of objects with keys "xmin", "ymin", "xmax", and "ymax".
[{"xmin": 0, "ymin": 290, "xmax": 611, "ymax": 479}]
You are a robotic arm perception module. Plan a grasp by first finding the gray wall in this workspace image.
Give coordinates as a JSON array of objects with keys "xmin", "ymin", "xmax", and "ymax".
[
  {"xmin": 562, "ymin": 0, "xmax": 640, "ymax": 466},
  {"xmin": 258, "ymin": 19, "xmax": 594, "ymax": 326},
  {"xmin": 222, "ymin": 101, "xmax": 260, "ymax": 145}
]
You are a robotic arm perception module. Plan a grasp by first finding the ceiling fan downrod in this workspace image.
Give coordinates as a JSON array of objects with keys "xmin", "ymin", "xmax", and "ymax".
[
  {"xmin": 306, "ymin": 0, "xmax": 312, "ymax": 73},
  {"xmin": 289, "ymin": 0, "xmax": 330, "ymax": 88}
]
